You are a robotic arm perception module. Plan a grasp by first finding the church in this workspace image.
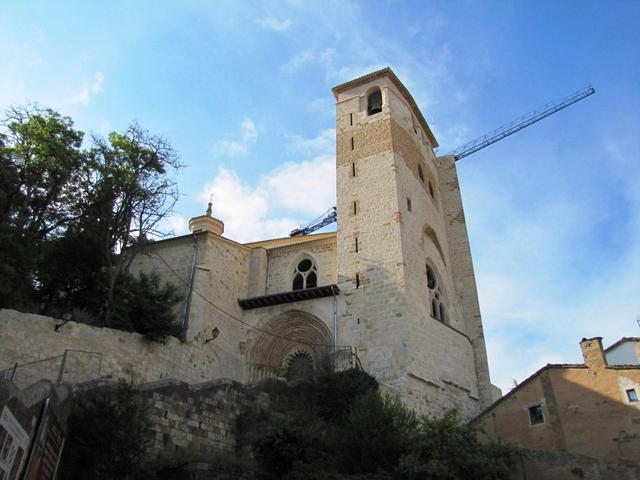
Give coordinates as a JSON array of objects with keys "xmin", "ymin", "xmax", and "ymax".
[{"xmin": 132, "ymin": 67, "xmax": 495, "ymax": 418}]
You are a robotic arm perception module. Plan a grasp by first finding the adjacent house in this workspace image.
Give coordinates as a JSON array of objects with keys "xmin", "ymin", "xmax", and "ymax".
[
  {"xmin": 474, "ymin": 337, "xmax": 640, "ymax": 463},
  {"xmin": 606, "ymin": 337, "xmax": 640, "ymax": 365}
]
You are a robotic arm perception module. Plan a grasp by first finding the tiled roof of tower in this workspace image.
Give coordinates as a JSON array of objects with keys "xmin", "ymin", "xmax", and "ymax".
[
  {"xmin": 332, "ymin": 67, "xmax": 438, "ymax": 148},
  {"xmin": 243, "ymin": 231, "xmax": 336, "ymax": 250}
]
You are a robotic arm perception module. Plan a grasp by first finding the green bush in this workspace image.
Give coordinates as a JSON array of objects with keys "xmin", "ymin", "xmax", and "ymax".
[
  {"xmin": 59, "ymin": 384, "xmax": 151, "ymax": 480},
  {"xmin": 249, "ymin": 369, "xmax": 514, "ymax": 479},
  {"xmin": 110, "ymin": 271, "xmax": 182, "ymax": 341}
]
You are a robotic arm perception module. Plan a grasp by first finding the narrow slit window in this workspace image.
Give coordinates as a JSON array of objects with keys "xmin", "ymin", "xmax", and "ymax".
[
  {"xmin": 355, "ymin": 237, "xmax": 359, "ymax": 252},
  {"xmin": 418, "ymin": 164, "xmax": 425, "ymax": 183},
  {"xmin": 349, "ymin": 113, "xmax": 353, "ymax": 126},
  {"xmin": 352, "ymin": 201, "xmax": 357, "ymax": 215},
  {"xmin": 407, "ymin": 197, "xmax": 412, "ymax": 212},
  {"xmin": 351, "ymin": 137, "xmax": 354, "ymax": 150},
  {"xmin": 355, "ymin": 273, "xmax": 360, "ymax": 288},
  {"xmin": 428, "ymin": 181, "xmax": 435, "ymax": 199},
  {"xmin": 351, "ymin": 162, "xmax": 356, "ymax": 177}
]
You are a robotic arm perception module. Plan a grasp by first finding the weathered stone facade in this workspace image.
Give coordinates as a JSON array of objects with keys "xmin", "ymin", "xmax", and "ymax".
[
  {"xmin": 0, "ymin": 68, "xmax": 494, "ymax": 418},
  {"xmin": 475, "ymin": 337, "xmax": 640, "ymax": 463}
]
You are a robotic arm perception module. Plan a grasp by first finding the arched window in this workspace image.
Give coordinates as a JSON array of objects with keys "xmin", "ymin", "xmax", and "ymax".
[
  {"xmin": 426, "ymin": 264, "xmax": 446, "ymax": 323},
  {"xmin": 367, "ymin": 88, "xmax": 382, "ymax": 116},
  {"xmin": 292, "ymin": 258, "xmax": 318, "ymax": 290}
]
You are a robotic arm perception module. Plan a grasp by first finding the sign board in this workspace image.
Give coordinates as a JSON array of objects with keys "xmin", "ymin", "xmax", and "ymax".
[
  {"xmin": 23, "ymin": 403, "xmax": 65, "ymax": 480},
  {"xmin": 0, "ymin": 406, "xmax": 30, "ymax": 480}
]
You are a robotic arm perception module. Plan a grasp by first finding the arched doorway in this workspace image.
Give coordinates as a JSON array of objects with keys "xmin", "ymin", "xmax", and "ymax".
[{"xmin": 247, "ymin": 310, "xmax": 333, "ymax": 381}]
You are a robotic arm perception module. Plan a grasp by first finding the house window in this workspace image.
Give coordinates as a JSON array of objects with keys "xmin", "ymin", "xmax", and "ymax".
[
  {"xmin": 528, "ymin": 404, "xmax": 544, "ymax": 425},
  {"xmin": 426, "ymin": 264, "xmax": 446, "ymax": 323},
  {"xmin": 367, "ymin": 89, "xmax": 382, "ymax": 116},
  {"xmin": 292, "ymin": 258, "xmax": 318, "ymax": 291},
  {"xmin": 627, "ymin": 388, "xmax": 638, "ymax": 402}
]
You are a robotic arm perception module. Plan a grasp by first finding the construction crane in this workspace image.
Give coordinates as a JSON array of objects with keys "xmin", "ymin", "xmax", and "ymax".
[
  {"xmin": 290, "ymin": 207, "xmax": 337, "ymax": 237},
  {"xmin": 448, "ymin": 85, "xmax": 595, "ymax": 161},
  {"xmin": 289, "ymin": 85, "xmax": 596, "ymax": 236}
]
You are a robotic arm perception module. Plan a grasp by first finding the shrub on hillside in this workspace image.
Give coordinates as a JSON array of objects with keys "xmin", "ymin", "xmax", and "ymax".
[
  {"xmin": 109, "ymin": 271, "xmax": 182, "ymax": 341},
  {"xmin": 248, "ymin": 369, "xmax": 514, "ymax": 479},
  {"xmin": 60, "ymin": 384, "xmax": 151, "ymax": 480}
]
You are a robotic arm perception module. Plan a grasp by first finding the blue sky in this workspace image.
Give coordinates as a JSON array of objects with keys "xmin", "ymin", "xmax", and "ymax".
[{"xmin": 2, "ymin": 0, "xmax": 639, "ymax": 392}]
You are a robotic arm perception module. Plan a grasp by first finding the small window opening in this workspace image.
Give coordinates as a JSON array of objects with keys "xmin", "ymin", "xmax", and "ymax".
[
  {"xmin": 418, "ymin": 164, "xmax": 425, "ymax": 183},
  {"xmin": 355, "ymin": 273, "xmax": 360, "ymax": 288},
  {"xmin": 357, "ymin": 317, "xmax": 360, "ymax": 324},
  {"xmin": 528, "ymin": 404, "xmax": 545, "ymax": 425},
  {"xmin": 367, "ymin": 89, "xmax": 382, "ymax": 116},
  {"xmin": 407, "ymin": 197, "xmax": 412, "ymax": 212},
  {"xmin": 351, "ymin": 136, "xmax": 354, "ymax": 150},
  {"xmin": 428, "ymin": 181, "xmax": 435, "ymax": 199},
  {"xmin": 352, "ymin": 201, "xmax": 357, "ymax": 215},
  {"xmin": 292, "ymin": 258, "xmax": 318, "ymax": 290},
  {"xmin": 351, "ymin": 162, "xmax": 356, "ymax": 177},
  {"xmin": 355, "ymin": 237, "xmax": 359, "ymax": 253},
  {"xmin": 627, "ymin": 388, "xmax": 639, "ymax": 402},
  {"xmin": 349, "ymin": 113, "xmax": 353, "ymax": 126}
]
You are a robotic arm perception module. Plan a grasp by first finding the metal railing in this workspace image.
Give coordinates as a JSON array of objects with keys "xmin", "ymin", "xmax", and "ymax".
[
  {"xmin": 248, "ymin": 346, "xmax": 362, "ymax": 382},
  {"xmin": 0, "ymin": 349, "xmax": 103, "ymax": 389}
]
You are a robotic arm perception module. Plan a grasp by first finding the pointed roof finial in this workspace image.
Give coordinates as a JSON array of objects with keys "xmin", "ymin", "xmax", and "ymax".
[{"xmin": 206, "ymin": 194, "xmax": 213, "ymax": 216}]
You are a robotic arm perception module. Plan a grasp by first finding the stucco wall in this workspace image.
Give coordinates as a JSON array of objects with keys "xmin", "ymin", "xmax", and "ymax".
[{"xmin": 476, "ymin": 365, "xmax": 640, "ymax": 463}]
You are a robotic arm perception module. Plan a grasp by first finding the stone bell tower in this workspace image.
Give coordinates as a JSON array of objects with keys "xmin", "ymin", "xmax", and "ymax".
[{"xmin": 333, "ymin": 68, "xmax": 492, "ymax": 416}]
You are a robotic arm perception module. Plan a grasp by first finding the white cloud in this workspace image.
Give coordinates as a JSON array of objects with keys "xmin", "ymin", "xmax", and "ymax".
[
  {"xmin": 264, "ymin": 155, "xmax": 336, "ymax": 215},
  {"xmin": 282, "ymin": 48, "xmax": 336, "ymax": 74},
  {"xmin": 306, "ymin": 97, "xmax": 334, "ymax": 117},
  {"xmin": 164, "ymin": 214, "xmax": 189, "ymax": 236},
  {"xmin": 69, "ymin": 71, "xmax": 104, "ymax": 107},
  {"xmin": 198, "ymin": 152, "xmax": 336, "ymax": 243},
  {"xmin": 213, "ymin": 118, "xmax": 257, "ymax": 157},
  {"xmin": 288, "ymin": 128, "xmax": 335, "ymax": 155},
  {"xmin": 257, "ymin": 16, "xmax": 292, "ymax": 32},
  {"xmin": 469, "ymin": 131, "xmax": 640, "ymax": 393},
  {"xmin": 282, "ymin": 50, "xmax": 315, "ymax": 73}
]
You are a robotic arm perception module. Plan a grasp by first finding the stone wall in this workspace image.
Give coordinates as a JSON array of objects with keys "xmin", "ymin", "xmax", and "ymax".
[
  {"xmin": 0, "ymin": 309, "xmax": 223, "ymax": 388},
  {"xmin": 333, "ymin": 71, "xmax": 491, "ymax": 418},
  {"xmin": 134, "ymin": 379, "xmax": 268, "ymax": 461}
]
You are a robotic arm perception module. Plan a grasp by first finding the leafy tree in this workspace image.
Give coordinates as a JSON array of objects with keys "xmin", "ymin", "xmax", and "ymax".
[
  {"xmin": 248, "ymin": 369, "xmax": 514, "ymax": 479},
  {"xmin": 110, "ymin": 271, "xmax": 182, "ymax": 341},
  {"xmin": 60, "ymin": 384, "xmax": 151, "ymax": 480},
  {"xmin": 398, "ymin": 411, "xmax": 514, "ymax": 480},
  {"xmin": 0, "ymin": 105, "xmax": 87, "ymax": 308},
  {"xmin": 88, "ymin": 123, "xmax": 181, "ymax": 323}
]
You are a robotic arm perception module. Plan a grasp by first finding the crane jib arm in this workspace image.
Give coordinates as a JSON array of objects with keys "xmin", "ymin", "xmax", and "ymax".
[{"xmin": 449, "ymin": 86, "xmax": 596, "ymax": 161}]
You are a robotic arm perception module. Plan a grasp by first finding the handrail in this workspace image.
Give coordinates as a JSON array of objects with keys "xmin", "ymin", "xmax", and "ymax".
[{"xmin": 0, "ymin": 349, "xmax": 103, "ymax": 385}]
